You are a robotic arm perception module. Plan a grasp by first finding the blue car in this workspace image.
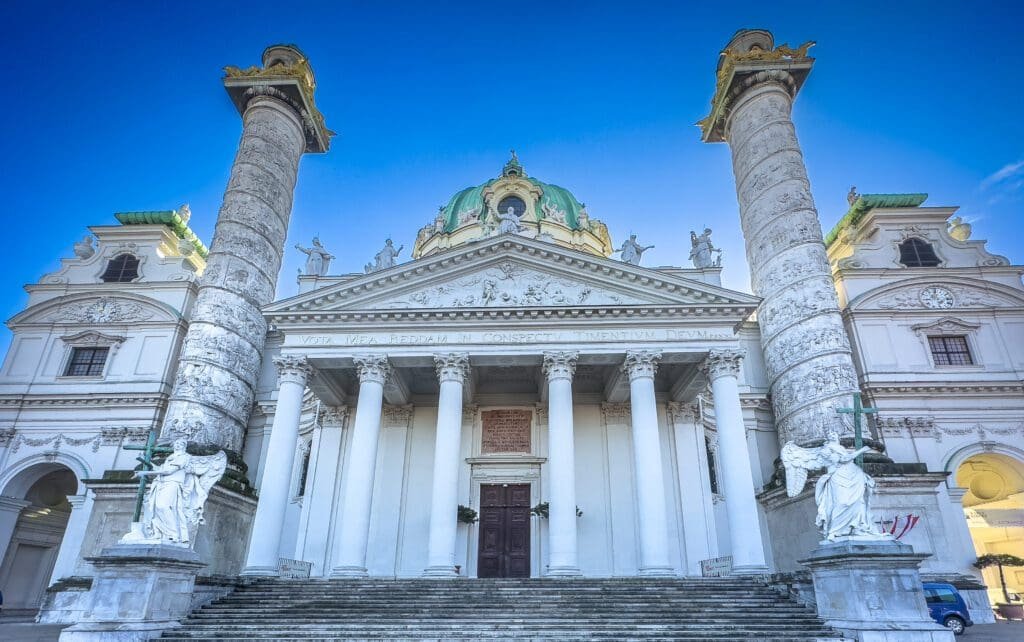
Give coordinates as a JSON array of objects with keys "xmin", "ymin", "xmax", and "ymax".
[{"xmin": 923, "ymin": 582, "xmax": 973, "ymax": 635}]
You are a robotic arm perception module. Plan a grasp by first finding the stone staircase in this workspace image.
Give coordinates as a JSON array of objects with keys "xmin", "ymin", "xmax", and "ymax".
[{"xmin": 162, "ymin": 577, "xmax": 847, "ymax": 641}]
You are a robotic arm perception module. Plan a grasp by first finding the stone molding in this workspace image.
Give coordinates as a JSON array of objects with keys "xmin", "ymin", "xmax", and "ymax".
[
  {"xmin": 319, "ymin": 405, "xmax": 349, "ymax": 428},
  {"xmin": 273, "ymin": 355, "xmax": 315, "ymax": 386},
  {"xmin": 382, "ymin": 404, "xmax": 414, "ymax": 426},
  {"xmin": 622, "ymin": 350, "xmax": 662, "ymax": 381},
  {"xmin": 542, "ymin": 351, "xmax": 578, "ymax": 381},
  {"xmin": 601, "ymin": 402, "xmax": 632, "ymax": 422},
  {"xmin": 703, "ymin": 349, "xmax": 744, "ymax": 381},
  {"xmin": 665, "ymin": 401, "xmax": 699, "ymax": 425},
  {"xmin": 434, "ymin": 353, "xmax": 470, "ymax": 383},
  {"xmin": 353, "ymin": 355, "xmax": 391, "ymax": 385}
]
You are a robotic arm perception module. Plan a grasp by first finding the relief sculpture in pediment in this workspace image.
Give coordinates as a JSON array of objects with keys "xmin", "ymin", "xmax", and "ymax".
[{"xmin": 377, "ymin": 261, "xmax": 635, "ymax": 309}]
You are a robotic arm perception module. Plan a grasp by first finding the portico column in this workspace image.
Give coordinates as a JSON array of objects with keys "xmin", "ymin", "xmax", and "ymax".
[
  {"xmin": 703, "ymin": 349, "xmax": 768, "ymax": 574},
  {"xmin": 49, "ymin": 492, "xmax": 94, "ymax": 583},
  {"xmin": 331, "ymin": 355, "xmax": 390, "ymax": 577},
  {"xmin": 423, "ymin": 353, "xmax": 470, "ymax": 578},
  {"xmin": 243, "ymin": 355, "xmax": 315, "ymax": 575},
  {"xmin": 624, "ymin": 350, "xmax": 674, "ymax": 576},
  {"xmin": 542, "ymin": 351, "xmax": 581, "ymax": 577}
]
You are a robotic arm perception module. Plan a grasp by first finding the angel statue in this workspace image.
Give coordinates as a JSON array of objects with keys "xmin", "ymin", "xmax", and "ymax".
[
  {"xmin": 781, "ymin": 429, "xmax": 888, "ymax": 542},
  {"xmin": 121, "ymin": 439, "xmax": 227, "ymax": 547}
]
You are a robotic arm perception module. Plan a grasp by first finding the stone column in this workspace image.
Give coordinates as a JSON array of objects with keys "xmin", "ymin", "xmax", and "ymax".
[
  {"xmin": 161, "ymin": 45, "xmax": 331, "ymax": 452},
  {"xmin": 423, "ymin": 353, "xmax": 470, "ymax": 578},
  {"xmin": 623, "ymin": 350, "xmax": 674, "ymax": 576},
  {"xmin": 666, "ymin": 402, "xmax": 717, "ymax": 575},
  {"xmin": 295, "ymin": 406, "xmax": 348, "ymax": 575},
  {"xmin": 542, "ymin": 351, "xmax": 581, "ymax": 576},
  {"xmin": 243, "ymin": 355, "xmax": 314, "ymax": 576},
  {"xmin": 700, "ymin": 30, "xmax": 857, "ymax": 445},
  {"xmin": 704, "ymin": 350, "xmax": 768, "ymax": 574},
  {"xmin": 49, "ymin": 492, "xmax": 94, "ymax": 583},
  {"xmin": 331, "ymin": 355, "xmax": 390, "ymax": 577}
]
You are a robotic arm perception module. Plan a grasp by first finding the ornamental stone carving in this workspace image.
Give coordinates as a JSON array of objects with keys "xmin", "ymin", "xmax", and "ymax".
[
  {"xmin": 320, "ymin": 405, "xmax": 349, "ymax": 428},
  {"xmin": 542, "ymin": 351, "xmax": 578, "ymax": 381},
  {"xmin": 701, "ymin": 30, "xmax": 858, "ymax": 444},
  {"xmin": 703, "ymin": 350, "xmax": 743, "ymax": 381},
  {"xmin": 665, "ymin": 401, "xmax": 699, "ymax": 425},
  {"xmin": 45, "ymin": 297, "xmax": 156, "ymax": 324},
  {"xmin": 382, "ymin": 404, "xmax": 414, "ymax": 425},
  {"xmin": 354, "ymin": 355, "xmax": 391, "ymax": 385},
  {"xmin": 160, "ymin": 46, "xmax": 329, "ymax": 452},
  {"xmin": 273, "ymin": 355, "xmax": 315, "ymax": 385},
  {"xmin": 623, "ymin": 350, "xmax": 662, "ymax": 381},
  {"xmin": 434, "ymin": 353, "xmax": 470, "ymax": 383},
  {"xmin": 601, "ymin": 402, "xmax": 632, "ymax": 422}
]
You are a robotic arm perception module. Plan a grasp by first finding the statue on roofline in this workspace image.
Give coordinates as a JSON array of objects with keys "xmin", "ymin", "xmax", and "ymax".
[
  {"xmin": 781, "ymin": 429, "xmax": 889, "ymax": 543},
  {"xmin": 295, "ymin": 236, "xmax": 334, "ymax": 276},
  {"xmin": 616, "ymin": 234, "xmax": 653, "ymax": 265},
  {"xmin": 365, "ymin": 238, "xmax": 403, "ymax": 273},
  {"xmin": 73, "ymin": 235, "xmax": 96, "ymax": 260},
  {"xmin": 689, "ymin": 228, "xmax": 722, "ymax": 268}
]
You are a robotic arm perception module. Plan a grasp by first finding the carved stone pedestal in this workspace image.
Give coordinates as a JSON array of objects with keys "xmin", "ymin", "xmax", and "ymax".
[
  {"xmin": 58, "ymin": 544, "xmax": 205, "ymax": 641},
  {"xmin": 800, "ymin": 540, "xmax": 954, "ymax": 641}
]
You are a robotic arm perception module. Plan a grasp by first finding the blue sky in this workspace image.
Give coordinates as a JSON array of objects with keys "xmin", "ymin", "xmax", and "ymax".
[{"xmin": 2, "ymin": 1, "xmax": 1022, "ymax": 352}]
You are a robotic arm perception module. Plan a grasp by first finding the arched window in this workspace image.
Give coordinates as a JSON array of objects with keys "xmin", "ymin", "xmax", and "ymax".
[
  {"xmin": 100, "ymin": 254, "xmax": 140, "ymax": 283},
  {"xmin": 898, "ymin": 238, "xmax": 941, "ymax": 268},
  {"xmin": 497, "ymin": 195, "xmax": 526, "ymax": 220}
]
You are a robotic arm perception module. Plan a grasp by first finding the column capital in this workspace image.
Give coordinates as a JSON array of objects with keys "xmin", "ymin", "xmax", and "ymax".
[
  {"xmin": 699, "ymin": 29, "xmax": 814, "ymax": 143},
  {"xmin": 319, "ymin": 405, "xmax": 349, "ymax": 428},
  {"xmin": 223, "ymin": 44, "xmax": 332, "ymax": 153},
  {"xmin": 434, "ymin": 353, "xmax": 470, "ymax": 384},
  {"xmin": 353, "ymin": 355, "xmax": 391, "ymax": 385},
  {"xmin": 623, "ymin": 350, "xmax": 662, "ymax": 381},
  {"xmin": 666, "ymin": 401, "xmax": 700, "ymax": 426},
  {"xmin": 703, "ymin": 349, "xmax": 744, "ymax": 381},
  {"xmin": 543, "ymin": 351, "xmax": 578, "ymax": 381},
  {"xmin": 273, "ymin": 355, "xmax": 315, "ymax": 385}
]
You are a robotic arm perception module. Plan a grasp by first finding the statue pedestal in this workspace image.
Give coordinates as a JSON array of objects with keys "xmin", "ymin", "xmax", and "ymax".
[
  {"xmin": 800, "ymin": 540, "xmax": 954, "ymax": 642},
  {"xmin": 58, "ymin": 544, "xmax": 205, "ymax": 642}
]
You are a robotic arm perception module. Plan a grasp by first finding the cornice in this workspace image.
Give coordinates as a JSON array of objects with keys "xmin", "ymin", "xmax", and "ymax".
[
  {"xmin": 865, "ymin": 383, "xmax": 1024, "ymax": 396},
  {"xmin": 0, "ymin": 394, "xmax": 168, "ymax": 408}
]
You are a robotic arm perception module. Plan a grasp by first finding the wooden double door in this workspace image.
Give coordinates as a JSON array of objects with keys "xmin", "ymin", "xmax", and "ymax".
[{"xmin": 477, "ymin": 484, "xmax": 531, "ymax": 578}]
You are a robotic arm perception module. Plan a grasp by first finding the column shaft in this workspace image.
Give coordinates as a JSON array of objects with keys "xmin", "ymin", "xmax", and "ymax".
[
  {"xmin": 624, "ymin": 351, "xmax": 673, "ymax": 576},
  {"xmin": 243, "ymin": 356, "xmax": 313, "ymax": 575},
  {"xmin": 332, "ymin": 356, "xmax": 389, "ymax": 577},
  {"xmin": 543, "ymin": 351, "xmax": 580, "ymax": 576},
  {"xmin": 424, "ymin": 354, "xmax": 469, "ymax": 577},
  {"xmin": 705, "ymin": 350, "xmax": 768, "ymax": 574}
]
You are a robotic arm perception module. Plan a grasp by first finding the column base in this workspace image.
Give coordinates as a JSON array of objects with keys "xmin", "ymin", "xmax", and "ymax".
[
  {"xmin": 422, "ymin": 565, "xmax": 459, "ymax": 578},
  {"xmin": 546, "ymin": 565, "xmax": 582, "ymax": 577},
  {"xmin": 638, "ymin": 566, "xmax": 676, "ymax": 577},
  {"xmin": 240, "ymin": 565, "xmax": 280, "ymax": 577},
  {"xmin": 330, "ymin": 565, "xmax": 369, "ymax": 578}
]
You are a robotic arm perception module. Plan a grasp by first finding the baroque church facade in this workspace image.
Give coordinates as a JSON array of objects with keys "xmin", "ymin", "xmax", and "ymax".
[{"xmin": 0, "ymin": 30, "xmax": 1021, "ymax": 625}]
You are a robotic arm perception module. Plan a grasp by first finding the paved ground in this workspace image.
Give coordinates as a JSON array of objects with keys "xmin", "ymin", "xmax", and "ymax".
[
  {"xmin": 0, "ymin": 618, "xmax": 1021, "ymax": 641},
  {"xmin": 968, "ymin": 620, "xmax": 1024, "ymax": 640}
]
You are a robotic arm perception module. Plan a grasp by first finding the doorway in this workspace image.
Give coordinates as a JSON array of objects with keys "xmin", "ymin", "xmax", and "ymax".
[{"xmin": 477, "ymin": 484, "xmax": 530, "ymax": 578}]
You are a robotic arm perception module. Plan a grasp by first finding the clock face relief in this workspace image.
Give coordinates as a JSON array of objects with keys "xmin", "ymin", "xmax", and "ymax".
[{"xmin": 920, "ymin": 286, "xmax": 955, "ymax": 309}]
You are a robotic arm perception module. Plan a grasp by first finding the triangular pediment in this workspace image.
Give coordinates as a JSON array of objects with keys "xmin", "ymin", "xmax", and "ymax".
[{"xmin": 265, "ymin": 236, "xmax": 759, "ymax": 317}]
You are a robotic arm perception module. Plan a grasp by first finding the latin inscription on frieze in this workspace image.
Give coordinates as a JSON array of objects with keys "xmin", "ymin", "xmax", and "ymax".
[{"xmin": 481, "ymin": 410, "xmax": 532, "ymax": 454}]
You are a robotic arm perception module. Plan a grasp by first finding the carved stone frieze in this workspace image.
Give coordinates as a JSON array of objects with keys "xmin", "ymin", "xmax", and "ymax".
[
  {"xmin": 877, "ymin": 417, "xmax": 937, "ymax": 440},
  {"xmin": 0, "ymin": 428, "xmax": 15, "ymax": 446},
  {"xmin": 875, "ymin": 285, "xmax": 1004, "ymax": 310},
  {"xmin": 43, "ymin": 297, "xmax": 157, "ymax": 324},
  {"xmin": 601, "ymin": 402, "xmax": 632, "ymax": 422},
  {"xmin": 374, "ymin": 261, "xmax": 633, "ymax": 309},
  {"xmin": 382, "ymin": 404, "xmax": 414, "ymax": 426}
]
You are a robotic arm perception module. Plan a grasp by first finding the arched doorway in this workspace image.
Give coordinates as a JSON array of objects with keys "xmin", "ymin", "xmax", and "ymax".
[
  {"xmin": 0, "ymin": 466, "xmax": 77, "ymax": 616},
  {"xmin": 956, "ymin": 452, "xmax": 1024, "ymax": 606}
]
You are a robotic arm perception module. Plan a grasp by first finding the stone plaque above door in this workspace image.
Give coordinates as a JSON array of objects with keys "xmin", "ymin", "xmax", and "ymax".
[{"xmin": 481, "ymin": 409, "xmax": 532, "ymax": 454}]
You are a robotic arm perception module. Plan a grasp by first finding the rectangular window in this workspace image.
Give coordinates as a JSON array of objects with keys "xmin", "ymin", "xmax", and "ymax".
[
  {"xmin": 64, "ymin": 347, "xmax": 109, "ymax": 376},
  {"xmin": 928, "ymin": 336, "xmax": 973, "ymax": 366}
]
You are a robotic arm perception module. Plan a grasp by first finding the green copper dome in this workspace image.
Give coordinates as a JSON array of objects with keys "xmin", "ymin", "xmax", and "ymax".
[{"xmin": 439, "ymin": 176, "xmax": 587, "ymax": 233}]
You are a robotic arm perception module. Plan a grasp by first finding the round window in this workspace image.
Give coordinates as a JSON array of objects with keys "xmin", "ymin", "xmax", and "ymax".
[{"xmin": 497, "ymin": 196, "xmax": 526, "ymax": 220}]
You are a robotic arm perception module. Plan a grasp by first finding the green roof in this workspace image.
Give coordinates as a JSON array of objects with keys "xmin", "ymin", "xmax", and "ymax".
[
  {"xmin": 824, "ymin": 193, "xmax": 928, "ymax": 247},
  {"xmin": 114, "ymin": 209, "xmax": 209, "ymax": 258}
]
